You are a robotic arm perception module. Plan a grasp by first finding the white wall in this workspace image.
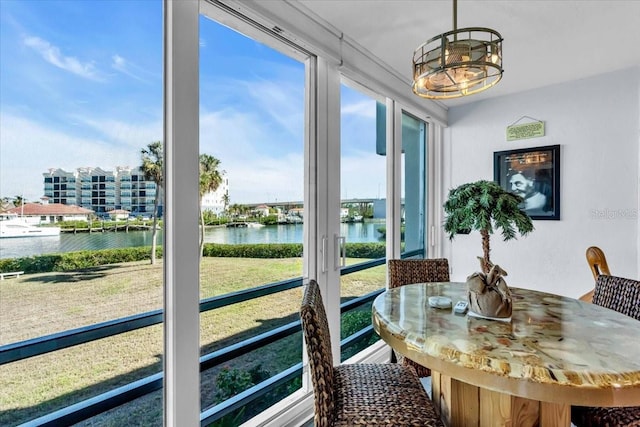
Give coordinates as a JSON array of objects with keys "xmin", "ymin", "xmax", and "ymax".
[{"xmin": 441, "ymin": 67, "xmax": 640, "ymax": 298}]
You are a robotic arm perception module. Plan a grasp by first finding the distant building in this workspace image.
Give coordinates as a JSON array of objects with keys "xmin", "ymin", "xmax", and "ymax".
[
  {"xmin": 2, "ymin": 202, "xmax": 93, "ymax": 224},
  {"xmin": 200, "ymin": 178, "xmax": 229, "ymax": 215},
  {"xmin": 115, "ymin": 166, "xmax": 160, "ymax": 216},
  {"xmin": 253, "ymin": 204, "xmax": 270, "ymax": 217},
  {"xmin": 43, "ymin": 167, "xmax": 161, "ymax": 217}
]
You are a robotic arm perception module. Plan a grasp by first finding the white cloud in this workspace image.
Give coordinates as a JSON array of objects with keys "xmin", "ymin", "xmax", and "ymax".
[
  {"xmin": 199, "ymin": 105, "xmax": 384, "ymax": 204},
  {"xmin": 78, "ymin": 116, "xmax": 163, "ymax": 150},
  {"xmin": 0, "ymin": 104, "xmax": 380, "ymax": 205},
  {"xmin": 200, "ymin": 108, "xmax": 305, "ymax": 204},
  {"xmin": 242, "ymin": 78, "xmax": 304, "ymax": 137},
  {"xmin": 111, "ymin": 54, "xmax": 152, "ymax": 83},
  {"xmin": 225, "ymin": 152, "xmax": 305, "ymax": 203},
  {"xmin": 0, "ymin": 113, "xmax": 158, "ymax": 201},
  {"xmin": 200, "ymin": 108, "xmax": 264, "ymax": 161},
  {"xmin": 341, "ymin": 150, "xmax": 386, "ymax": 199},
  {"xmin": 342, "ymin": 99, "xmax": 376, "ymax": 118},
  {"xmin": 112, "ymin": 54, "xmax": 126, "ymax": 70},
  {"xmin": 23, "ymin": 36, "xmax": 103, "ymax": 81}
]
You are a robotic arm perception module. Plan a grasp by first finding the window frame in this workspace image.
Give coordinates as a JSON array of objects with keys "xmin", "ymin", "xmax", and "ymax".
[{"xmin": 163, "ymin": 1, "xmax": 446, "ymax": 425}]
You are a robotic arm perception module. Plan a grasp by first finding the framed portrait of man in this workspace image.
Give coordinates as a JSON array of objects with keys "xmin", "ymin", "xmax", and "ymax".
[{"xmin": 493, "ymin": 145, "xmax": 560, "ymax": 220}]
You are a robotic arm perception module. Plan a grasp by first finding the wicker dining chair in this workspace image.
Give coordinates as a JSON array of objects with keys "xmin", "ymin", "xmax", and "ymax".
[
  {"xmin": 301, "ymin": 280, "xmax": 443, "ymax": 427},
  {"xmin": 579, "ymin": 246, "xmax": 612, "ymax": 303},
  {"xmin": 387, "ymin": 258, "xmax": 450, "ymax": 377},
  {"xmin": 572, "ymin": 275, "xmax": 640, "ymax": 427}
]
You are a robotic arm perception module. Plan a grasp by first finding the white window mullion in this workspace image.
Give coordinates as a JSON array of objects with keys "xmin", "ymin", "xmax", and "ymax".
[
  {"xmin": 428, "ymin": 122, "xmax": 440, "ymax": 257},
  {"xmin": 314, "ymin": 56, "xmax": 342, "ymax": 364},
  {"xmin": 326, "ymin": 60, "xmax": 341, "ymax": 365},
  {"xmin": 164, "ymin": 1, "xmax": 201, "ymax": 425},
  {"xmin": 304, "ymin": 56, "xmax": 318, "ymax": 290},
  {"xmin": 386, "ymin": 100, "xmax": 403, "ymax": 266},
  {"xmin": 301, "ymin": 55, "xmax": 317, "ymax": 395}
]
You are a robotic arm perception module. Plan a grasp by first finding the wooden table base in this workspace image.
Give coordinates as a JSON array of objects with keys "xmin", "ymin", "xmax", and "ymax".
[{"xmin": 431, "ymin": 372, "xmax": 572, "ymax": 427}]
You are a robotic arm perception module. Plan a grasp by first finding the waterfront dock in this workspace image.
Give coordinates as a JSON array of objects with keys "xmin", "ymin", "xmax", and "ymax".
[{"xmin": 61, "ymin": 224, "xmax": 155, "ymax": 233}]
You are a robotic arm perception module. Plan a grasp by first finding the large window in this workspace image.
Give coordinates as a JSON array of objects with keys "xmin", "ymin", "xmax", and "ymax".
[
  {"xmin": 339, "ymin": 82, "xmax": 386, "ymax": 358},
  {"xmin": 0, "ymin": 1, "xmax": 164, "ymax": 425},
  {"xmin": 197, "ymin": 14, "xmax": 307, "ymax": 424},
  {"xmin": 401, "ymin": 111, "xmax": 427, "ymax": 258},
  {"xmin": 0, "ymin": 2, "xmax": 439, "ymax": 425}
]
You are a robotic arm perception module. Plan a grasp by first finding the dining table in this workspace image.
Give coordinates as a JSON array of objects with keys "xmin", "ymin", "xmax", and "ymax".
[{"xmin": 371, "ymin": 282, "xmax": 640, "ymax": 427}]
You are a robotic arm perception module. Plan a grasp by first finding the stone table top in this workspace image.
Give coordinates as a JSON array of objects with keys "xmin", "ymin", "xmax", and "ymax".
[{"xmin": 372, "ymin": 282, "xmax": 640, "ymax": 406}]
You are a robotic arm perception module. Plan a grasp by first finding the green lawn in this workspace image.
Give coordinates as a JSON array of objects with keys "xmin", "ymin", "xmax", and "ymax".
[{"xmin": 0, "ymin": 257, "xmax": 385, "ymax": 426}]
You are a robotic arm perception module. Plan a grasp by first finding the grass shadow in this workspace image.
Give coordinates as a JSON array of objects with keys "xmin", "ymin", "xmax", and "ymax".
[{"xmin": 20, "ymin": 265, "xmax": 129, "ymax": 284}]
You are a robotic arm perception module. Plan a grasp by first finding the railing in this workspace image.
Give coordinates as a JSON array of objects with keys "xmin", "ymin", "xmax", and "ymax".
[{"xmin": 3, "ymin": 248, "xmax": 424, "ymax": 426}]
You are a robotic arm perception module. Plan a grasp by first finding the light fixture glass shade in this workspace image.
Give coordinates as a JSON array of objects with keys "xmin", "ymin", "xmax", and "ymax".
[{"xmin": 412, "ymin": 27, "xmax": 503, "ymax": 99}]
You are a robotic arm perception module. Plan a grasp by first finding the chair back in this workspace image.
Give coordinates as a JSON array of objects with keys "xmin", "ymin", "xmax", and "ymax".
[
  {"xmin": 593, "ymin": 275, "xmax": 640, "ymax": 321},
  {"xmin": 586, "ymin": 246, "xmax": 611, "ymax": 279},
  {"xmin": 388, "ymin": 258, "xmax": 450, "ymax": 289},
  {"xmin": 300, "ymin": 280, "xmax": 335, "ymax": 426},
  {"xmin": 580, "ymin": 246, "xmax": 611, "ymax": 303}
]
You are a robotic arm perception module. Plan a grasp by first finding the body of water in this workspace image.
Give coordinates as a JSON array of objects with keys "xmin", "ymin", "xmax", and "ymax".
[{"xmin": 0, "ymin": 222, "xmax": 385, "ymax": 259}]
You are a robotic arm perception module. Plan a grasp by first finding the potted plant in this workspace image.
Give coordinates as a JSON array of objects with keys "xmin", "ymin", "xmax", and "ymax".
[{"xmin": 443, "ymin": 180, "xmax": 534, "ymax": 274}]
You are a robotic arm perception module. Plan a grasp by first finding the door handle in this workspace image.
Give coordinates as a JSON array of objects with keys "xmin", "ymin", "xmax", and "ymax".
[
  {"xmin": 334, "ymin": 234, "xmax": 346, "ymax": 271},
  {"xmin": 321, "ymin": 235, "xmax": 327, "ymax": 273}
]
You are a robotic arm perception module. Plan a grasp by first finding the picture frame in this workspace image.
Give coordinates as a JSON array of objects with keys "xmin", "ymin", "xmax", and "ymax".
[{"xmin": 493, "ymin": 144, "xmax": 560, "ymax": 220}]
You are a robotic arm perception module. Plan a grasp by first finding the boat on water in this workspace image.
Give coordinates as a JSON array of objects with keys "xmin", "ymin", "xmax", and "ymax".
[
  {"xmin": 0, "ymin": 214, "xmax": 61, "ymax": 238},
  {"xmin": 226, "ymin": 222, "xmax": 248, "ymax": 228},
  {"xmin": 341, "ymin": 214, "xmax": 364, "ymax": 223},
  {"xmin": 226, "ymin": 222, "xmax": 266, "ymax": 228}
]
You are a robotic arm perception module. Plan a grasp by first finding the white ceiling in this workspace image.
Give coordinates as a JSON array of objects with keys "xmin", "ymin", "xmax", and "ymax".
[{"xmin": 297, "ymin": 0, "xmax": 640, "ymax": 107}]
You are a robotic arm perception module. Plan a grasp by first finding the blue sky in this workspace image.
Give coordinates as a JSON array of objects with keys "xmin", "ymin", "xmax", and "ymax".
[{"xmin": 0, "ymin": 0, "xmax": 383, "ymax": 204}]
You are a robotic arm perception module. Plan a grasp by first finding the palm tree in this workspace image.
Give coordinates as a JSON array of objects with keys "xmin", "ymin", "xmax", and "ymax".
[
  {"xmin": 0, "ymin": 197, "xmax": 12, "ymax": 211},
  {"xmin": 141, "ymin": 141, "xmax": 163, "ymax": 265},
  {"xmin": 199, "ymin": 154, "xmax": 224, "ymax": 256},
  {"xmin": 443, "ymin": 180, "xmax": 534, "ymax": 273},
  {"xmin": 13, "ymin": 195, "xmax": 24, "ymax": 207}
]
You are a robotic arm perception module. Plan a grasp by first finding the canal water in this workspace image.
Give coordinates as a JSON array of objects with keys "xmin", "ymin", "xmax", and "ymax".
[{"xmin": 0, "ymin": 222, "xmax": 385, "ymax": 259}]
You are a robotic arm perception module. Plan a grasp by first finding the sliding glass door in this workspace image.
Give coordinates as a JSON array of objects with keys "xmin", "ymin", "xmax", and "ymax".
[
  {"xmin": 338, "ymin": 81, "xmax": 387, "ymax": 359},
  {"xmin": 401, "ymin": 111, "xmax": 427, "ymax": 259},
  {"xmin": 197, "ymin": 5, "xmax": 310, "ymax": 424}
]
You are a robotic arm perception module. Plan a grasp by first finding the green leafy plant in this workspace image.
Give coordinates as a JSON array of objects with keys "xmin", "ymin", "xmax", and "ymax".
[
  {"xmin": 443, "ymin": 180, "xmax": 534, "ymax": 273},
  {"xmin": 340, "ymin": 308, "xmax": 379, "ymax": 360}
]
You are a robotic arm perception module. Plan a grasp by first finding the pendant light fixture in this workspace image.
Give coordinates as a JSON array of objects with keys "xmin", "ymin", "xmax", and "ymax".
[{"xmin": 412, "ymin": 0, "xmax": 503, "ymax": 99}]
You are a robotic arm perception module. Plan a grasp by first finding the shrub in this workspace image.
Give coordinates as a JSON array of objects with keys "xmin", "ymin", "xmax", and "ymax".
[
  {"xmin": 345, "ymin": 242, "xmax": 385, "ymax": 258},
  {"xmin": 208, "ymin": 364, "xmax": 273, "ymax": 426},
  {"xmin": 260, "ymin": 215, "xmax": 279, "ymax": 226},
  {"xmin": 0, "ymin": 247, "xmax": 162, "ymax": 274},
  {"xmin": 202, "ymin": 242, "xmax": 385, "ymax": 259},
  {"xmin": 341, "ymin": 308, "xmax": 373, "ymax": 339},
  {"xmin": 340, "ymin": 307, "xmax": 379, "ymax": 360},
  {"xmin": 0, "ymin": 242, "xmax": 385, "ymax": 274},
  {"xmin": 202, "ymin": 243, "xmax": 303, "ymax": 259},
  {"xmin": 214, "ymin": 367, "xmax": 254, "ymax": 403}
]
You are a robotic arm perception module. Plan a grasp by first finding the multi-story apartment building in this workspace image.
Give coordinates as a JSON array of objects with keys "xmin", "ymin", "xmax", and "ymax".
[
  {"xmin": 76, "ymin": 167, "xmax": 117, "ymax": 214},
  {"xmin": 43, "ymin": 167, "xmax": 228, "ymax": 217},
  {"xmin": 115, "ymin": 166, "xmax": 160, "ymax": 216},
  {"xmin": 43, "ymin": 167, "xmax": 161, "ymax": 216},
  {"xmin": 42, "ymin": 168, "xmax": 78, "ymax": 206}
]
